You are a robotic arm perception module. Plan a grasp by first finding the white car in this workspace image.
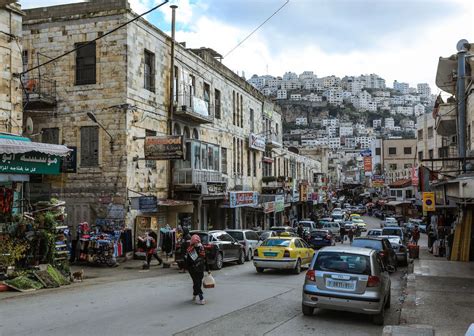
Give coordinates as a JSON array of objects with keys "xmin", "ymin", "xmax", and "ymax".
[{"xmin": 382, "ymin": 217, "xmax": 398, "ymax": 228}]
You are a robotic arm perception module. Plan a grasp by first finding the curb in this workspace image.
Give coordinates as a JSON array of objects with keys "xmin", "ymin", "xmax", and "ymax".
[{"xmin": 383, "ymin": 325, "xmax": 434, "ymax": 336}]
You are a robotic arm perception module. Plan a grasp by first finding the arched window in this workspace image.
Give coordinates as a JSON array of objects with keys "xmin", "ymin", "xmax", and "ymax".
[
  {"xmin": 192, "ymin": 128, "xmax": 199, "ymax": 139},
  {"xmin": 183, "ymin": 126, "xmax": 190, "ymax": 139},
  {"xmin": 174, "ymin": 123, "xmax": 181, "ymax": 135}
]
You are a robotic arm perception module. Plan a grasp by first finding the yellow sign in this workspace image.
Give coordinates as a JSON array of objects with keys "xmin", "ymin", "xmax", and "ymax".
[{"xmin": 422, "ymin": 192, "xmax": 435, "ymax": 212}]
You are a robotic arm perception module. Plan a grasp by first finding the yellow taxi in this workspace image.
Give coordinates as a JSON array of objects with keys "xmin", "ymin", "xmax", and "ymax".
[
  {"xmin": 352, "ymin": 217, "xmax": 367, "ymax": 232},
  {"xmin": 253, "ymin": 234, "xmax": 315, "ymax": 274},
  {"xmin": 350, "ymin": 213, "xmax": 361, "ymax": 218}
]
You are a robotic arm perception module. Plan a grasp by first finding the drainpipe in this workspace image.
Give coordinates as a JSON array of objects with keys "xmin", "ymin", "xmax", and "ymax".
[
  {"xmin": 167, "ymin": 5, "xmax": 177, "ymax": 200},
  {"xmin": 456, "ymin": 41, "xmax": 467, "ymax": 173}
]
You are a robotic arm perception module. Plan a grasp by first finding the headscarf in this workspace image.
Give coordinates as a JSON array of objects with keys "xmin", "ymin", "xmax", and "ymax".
[{"xmin": 190, "ymin": 234, "xmax": 201, "ymax": 246}]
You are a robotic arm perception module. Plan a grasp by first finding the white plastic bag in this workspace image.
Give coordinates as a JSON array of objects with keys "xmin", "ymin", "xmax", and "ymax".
[{"xmin": 203, "ymin": 273, "xmax": 215, "ymax": 288}]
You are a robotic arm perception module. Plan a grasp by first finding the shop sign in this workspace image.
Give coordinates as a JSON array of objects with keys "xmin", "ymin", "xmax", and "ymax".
[
  {"xmin": 422, "ymin": 192, "xmax": 435, "ymax": 212},
  {"xmin": 360, "ymin": 149, "xmax": 372, "ymax": 157},
  {"xmin": 144, "ymin": 136, "xmax": 184, "ymax": 160},
  {"xmin": 249, "ymin": 133, "xmax": 266, "ymax": 152},
  {"xmin": 61, "ymin": 146, "xmax": 77, "ymax": 173},
  {"xmin": 227, "ymin": 191, "xmax": 258, "ymax": 208},
  {"xmin": 0, "ymin": 152, "xmax": 61, "ymax": 175},
  {"xmin": 107, "ymin": 204, "xmax": 125, "ymax": 219},
  {"xmin": 263, "ymin": 201, "xmax": 275, "ymax": 213},
  {"xmin": 275, "ymin": 195, "xmax": 285, "ymax": 212},
  {"xmin": 139, "ymin": 196, "xmax": 158, "ymax": 212},
  {"xmin": 372, "ymin": 179, "xmax": 385, "ymax": 188},
  {"xmin": 363, "ymin": 156, "xmax": 372, "ymax": 173},
  {"xmin": 299, "ymin": 184, "xmax": 308, "ymax": 202},
  {"xmin": 207, "ymin": 182, "xmax": 226, "ymax": 194}
]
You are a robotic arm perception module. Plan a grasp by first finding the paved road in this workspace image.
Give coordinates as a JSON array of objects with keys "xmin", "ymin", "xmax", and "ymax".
[{"xmin": 0, "ymin": 216, "xmax": 406, "ymax": 336}]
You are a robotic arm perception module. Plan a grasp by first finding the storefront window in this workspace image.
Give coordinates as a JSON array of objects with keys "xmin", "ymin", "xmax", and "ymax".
[
  {"xmin": 214, "ymin": 146, "xmax": 220, "ymax": 171},
  {"xmin": 201, "ymin": 143, "xmax": 208, "ymax": 170},
  {"xmin": 193, "ymin": 141, "xmax": 201, "ymax": 169}
]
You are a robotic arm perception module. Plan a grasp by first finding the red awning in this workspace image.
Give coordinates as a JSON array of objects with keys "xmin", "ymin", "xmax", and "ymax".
[{"xmin": 389, "ymin": 178, "xmax": 412, "ymax": 188}]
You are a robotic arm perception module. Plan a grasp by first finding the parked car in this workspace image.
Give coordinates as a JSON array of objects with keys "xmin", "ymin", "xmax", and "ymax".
[
  {"xmin": 382, "ymin": 227, "xmax": 406, "ymax": 244},
  {"xmin": 405, "ymin": 219, "xmax": 425, "ymax": 233},
  {"xmin": 257, "ymin": 230, "xmax": 278, "ymax": 241},
  {"xmin": 253, "ymin": 235, "xmax": 314, "ymax": 274},
  {"xmin": 188, "ymin": 230, "xmax": 245, "ymax": 270},
  {"xmin": 226, "ymin": 229, "xmax": 260, "ymax": 261},
  {"xmin": 351, "ymin": 237, "xmax": 397, "ymax": 272},
  {"xmin": 367, "ymin": 229, "xmax": 383, "ymax": 237},
  {"xmin": 321, "ymin": 222, "xmax": 341, "ymax": 240},
  {"xmin": 270, "ymin": 226, "xmax": 295, "ymax": 234},
  {"xmin": 380, "ymin": 235, "xmax": 408, "ymax": 266},
  {"xmin": 351, "ymin": 218, "xmax": 367, "ymax": 232},
  {"xmin": 302, "ymin": 246, "xmax": 392, "ymax": 325},
  {"xmin": 331, "ymin": 213, "xmax": 345, "ymax": 223},
  {"xmin": 307, "ymin": 229, "xmax": 335, "ymax": 249}
]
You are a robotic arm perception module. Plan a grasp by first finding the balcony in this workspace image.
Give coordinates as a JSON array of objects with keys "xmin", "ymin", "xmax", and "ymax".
[
  {"xmin": 265, "ymin": 133, "xmax": 282, "ymax": 149},
  {"xmin": 173, "ymin": 168, "xmax": 225, "ymax": 185},
  {"xmin": 435, "ymin": 103, "xmax": 456, "ymax": 136},
  {"xmin": 22, "ymin": 77, "xmax": 57, "ymax": 110},
  {"xmin": 174, "ymin": 92, "xmax": 213, "ymax": 124}
]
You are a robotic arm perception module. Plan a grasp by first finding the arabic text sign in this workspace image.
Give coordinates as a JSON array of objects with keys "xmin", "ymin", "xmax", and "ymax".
[
  {"xmin": 228, "ymin": 191, "xmax": 258, "ymax": 208},
  {"xmin": 249, "ymin": 133, "xmax": 266, "ymax": 151},
  {"xmin": 144, "ymin": 136, "xmax": 184, "ymax": 160},
  {"xmin": 275, "ymin": 195, "xmax": 285, "ymax": 212},
  {"xmin": 0, "ymin": 151, "xmax": 61, "ymax": 175}
]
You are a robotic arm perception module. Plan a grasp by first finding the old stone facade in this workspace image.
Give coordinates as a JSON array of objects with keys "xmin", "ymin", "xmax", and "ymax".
[
  {"xmin": 0, "ymin": 3, "xmax": 23, "ymax": 134},
  {"xmin": 21, "ymin": 0, "xmax": 321, "ymax": 234}
]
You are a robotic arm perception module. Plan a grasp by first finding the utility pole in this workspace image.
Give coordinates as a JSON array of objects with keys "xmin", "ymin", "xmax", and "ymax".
[{"xmin": 456, "ymin": 39, "xmax": 468, "ymax": 173}]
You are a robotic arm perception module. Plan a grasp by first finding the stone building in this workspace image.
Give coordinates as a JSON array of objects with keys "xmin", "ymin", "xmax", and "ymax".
[{"xmin": 21, "ymin": 0, "xmax": 319, "ymax": 234}]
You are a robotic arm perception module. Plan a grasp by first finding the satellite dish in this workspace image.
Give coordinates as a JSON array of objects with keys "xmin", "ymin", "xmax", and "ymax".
[
  {"xmin": 456, "ymin": 39, "xmax": 469, "ymax": 52},
  {"xmin": 25, "ymin": 117, "xmax": 34, "ymax": 135}
]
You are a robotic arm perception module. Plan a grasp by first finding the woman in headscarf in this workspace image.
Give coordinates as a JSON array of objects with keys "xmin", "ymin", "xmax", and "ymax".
[{"xmin": 185, "ymin": 234, "xmax": 210, "ymax": 305}]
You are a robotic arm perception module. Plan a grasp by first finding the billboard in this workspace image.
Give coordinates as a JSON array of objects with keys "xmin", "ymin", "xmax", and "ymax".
[{"xmin": 144, "ymin": 136, "xmax": 184, "ymax": 160}]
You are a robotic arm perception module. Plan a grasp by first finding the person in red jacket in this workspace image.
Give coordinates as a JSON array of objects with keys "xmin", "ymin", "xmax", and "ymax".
[{"xmin": 412, "ymin": 226, "xmax": 421, "ymax": 246}]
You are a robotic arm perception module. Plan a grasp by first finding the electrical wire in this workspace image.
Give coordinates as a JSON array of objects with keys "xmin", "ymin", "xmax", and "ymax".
[{"xmin": 19, "ymin": 0, "xmax": 169, "ymax": 76}]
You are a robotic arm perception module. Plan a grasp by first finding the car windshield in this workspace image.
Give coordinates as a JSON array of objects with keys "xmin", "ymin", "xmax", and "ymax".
[
  {"xmin": 260, "ymin": 232, "xmax": 271, "ymax": 240},
  {"xmin": 351, "ymin": 239, "xmax": 382, "ymax": 250},
  {"xmin": 300, "ymin": 222, "xmax": 313, "ymax": 228},
  {"xmin": 332, "ymin": 214, "xmax": 343, "ymax": 219},
  {"xmin": 227, "ymin": 231, "xmax": 244, "ymax": 240},
  {"xmin": 387, "ymin": 237, "xmax": 401, "ymax": 245},
  {"xmin": 368, "ymin": 230, "xmax": 381, "ymax": 236},
  {"xmin": 261, "ymin": 239, "xmax": 291, "ymax": 247},
  {"xmin": 315, "ymin": 252, "xmax": 371, "ymax": 275},
  {"xmin": 383, "ymin": 229, "xmax": 402, "ymax": 236},
  {"xmin": 193, "ymin": 233, "xmax": 209, "ymax": 244}
]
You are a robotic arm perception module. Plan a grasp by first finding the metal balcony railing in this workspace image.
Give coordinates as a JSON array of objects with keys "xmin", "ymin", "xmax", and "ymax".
[
  {"xmin": 22, "ymin": 77, "xmax": 57, "ymax": 109},
  {"xmin": 173, "ymin": 168, "xmax": 225, "ymax": 185},
  {"xmin": 174, "ymin": 92, "xmax": 213, "ymax": 123}
]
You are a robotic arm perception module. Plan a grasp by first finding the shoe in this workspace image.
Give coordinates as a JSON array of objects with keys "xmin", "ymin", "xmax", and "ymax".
[
  {"xmin": 196, "ymin": 299, "xmax": 206, "ymax": 305},
  {"xmin": 192, "ymin": 295, "xmax": 196, "ymax": 302}
]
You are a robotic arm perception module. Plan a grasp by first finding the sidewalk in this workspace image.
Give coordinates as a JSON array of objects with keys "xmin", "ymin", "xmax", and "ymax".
[
  {"xmin": 397, "ymin": 235, "xmax": 474, "ymax": 335},
  {"xmin": 0, "ymin": 255, "xmax": 179, "ymax": 300}
]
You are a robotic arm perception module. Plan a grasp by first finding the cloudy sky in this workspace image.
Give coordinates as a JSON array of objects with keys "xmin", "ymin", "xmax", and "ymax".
[{"xmin": 21, "ymin": 0, "xmax": 473, "ymax": 92}]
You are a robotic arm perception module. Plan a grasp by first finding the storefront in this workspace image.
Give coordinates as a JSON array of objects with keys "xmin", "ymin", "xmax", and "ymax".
[{"xmin": 223, "ymin": 191, "xmax": 259, "ymax": 229}]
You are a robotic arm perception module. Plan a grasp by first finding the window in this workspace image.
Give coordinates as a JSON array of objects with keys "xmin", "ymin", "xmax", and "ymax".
[
  {"xmin": 232, "ymin": 91, "xmax": 236, "ymax": 125},
  {"xmin": 233, "ymin": 138, "xmax": 236, "ymax": 174},
  {"xmin": 214, "ymin": 89, "xmax": 221, "ymax": 119},
  {"xmin": 240, "ymin": 95, "xmax": 243, "ymax": 128},
  {"xmin": 75, "ymin": 42, "xmax": 96, "ymax": 85},
  {"xmin": 203, "ymin": 82, "xmax": 210, "ymax": 114},
  {"xmin": 396, "ymin": 190, "xmax": 403, "ymax": 197},
  {"xmin": 173, "ymin": 123, "xmax": 181, "ymax": 135},
  {"xmin": 183, "ymin": 126, "xmax": 190, "ymax": 139},
  {"xmin": 189, "ymin": 74, "xmax": 195, "ymax": 96},
  {"xmin": 418, "ymin": 151, "xmax": 423, "ymax": 160},
  {"xmin": 221, "ymin": 147, "xmax": 227, "ymax": 174},
  {"xmin": 247, "ymin": 149, "xmax": 251, "ymax": 176},
  {"xmin": 42, "ymin": 128, "xmax": 59, "ymax": 144},
  {"xmin": 145, "ymin": 129, "xmax": 157, "ymax": 168},
  {"xmin": 389, "ymin": 163, "xmax": 397, "ymax": 170},
  {"xmin": 174, "ymin": 65, "xmax": 178, "ymax": 101},
  {"xmin": 249, "ymin": 108, "xmax": 254, "ymax": 132},
  {"xmin": 375, "ymin": 147, "xmax": 381, "ymax": 155},
  {"xmin": 192, "ymin": 128, "xmax": 199, "ymax": 139},
  {"xmin": 388, "ymin": 147, "xmax": 397, "ymax": 155},
  {"xmin": 144, "ymin": 50, "xmax": 155, "ymax": 92},
  {"xmin": 417, "ymin": 129, "xmax": 423, "ymax": 140},
  {"xmin": 391, "ymin": 190, "xmax": 396, "ymax": 196},
  {"xmin": 429, "ymin": 149, "xmax": 433, "ymax": 159},
  {"xmin": 404, "ymin": 163, "xmax": 412, "ymax": 169},
  {"xmin": 253, "ymin": 152, "xmax": 257, "ymax": 177},
  {"xmin": 406, "ymin": 190, "xmax": 413, "ymax": 198},
  {"xmin": 404, "ymin": 147, "xmax": 412, "ymax": 155},
  {"xmin": 428, "ymin": 127, "xmax": 434, "ymax": 139},
  {"xmin": 80, "ymin": 126, "xmax": 99, "ymax": 167}
]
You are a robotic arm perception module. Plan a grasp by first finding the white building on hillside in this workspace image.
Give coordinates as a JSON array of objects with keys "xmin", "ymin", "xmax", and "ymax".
[
  {"xmin": 414, "ymin": 103, "xmax": 425, "ymax": 117},
  {"xmin": 394, "ymin": 106, "xmax": 413, "ymax": 116},
  {"xmin": 277, "ymin": 89, "xmax": 287, "ymax": 100},
  {"xmin": 283, "ymin": 71, "xmax": 298, "ymax": 81},
  {"xmin": 393, "ymin": 80, "xmax": 409, "ymax": 94},
  {"xmin": 417, "ymin": 83, "xmax": 431, "ymax": 97},
  {"xmin": 290, "ymin": 93, "xmax": 302, "ymax": 101},
  {"xmin": 385, "ymin": 117, "xmax": 395, "ymax": 129},
  {"xmin": 295, "ymin": 117, "xmax": 308, "ymax": 126},
  {"xmin": 322, "ymin": 119, "xmax": 339, "ymax": 127},
  {"xmin": 373, "ymin": 119, "xmax": 382, "ymax": 128},
  {"xmin": 339, "ymin": 126, "xmax": 354, "ymax": 136},
  {"xmin": 303, "ymin": 93, "xmax": 322, "ymax": 102}
]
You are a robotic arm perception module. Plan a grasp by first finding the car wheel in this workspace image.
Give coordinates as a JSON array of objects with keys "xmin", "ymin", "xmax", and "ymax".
[
  {"xmin": 237, "ymin": 250, "xmax": 245, "ymax": 265},
  {"xmin": 246, "ymin": 249, "xmax": 252, "ymax": 261},
  {"xmin": 256, "ymin": 267, "xmax": 265, "ymax": 273},
  {"xmin": 293, "ymin": 259, "xmax": 302, "ymax": 274},
  {"xmin": 213, "ymin": 252, "xmax": 223, "ymax": 270},
  {"xmin": 372, "ymin": 305, "xmax": 385, "ymax": 325},
  {"xmin": 302, "ymin": 304, "xmax": 314, "ymax": 316},
  {"xmin": 385, "ymin": 291, "xmax": 391, "ymax": 308}
]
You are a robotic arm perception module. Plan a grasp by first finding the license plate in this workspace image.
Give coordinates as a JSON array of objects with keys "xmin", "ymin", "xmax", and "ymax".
[
  {"xmin": 314, "ymin": 238, "xmax": 323, "ymax": 240},
  {"xmin": 326, "ymin": 279, "xmax": 356, "ymax": 291},
  {"xmin": 264, "ymin": 252, "xmax": 278, "ymax": 257}
]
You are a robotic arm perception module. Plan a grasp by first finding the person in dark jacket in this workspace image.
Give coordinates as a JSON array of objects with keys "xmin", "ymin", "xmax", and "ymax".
[
  {"xmin": 138, "ymin": 231, "xmax": 162, "ymax": 269},
  {"xmin": 347, "ymin": 228, "xmax": 355, "ymax": 243},
  {"xmin": 340, "ymin": 226, "xmax": 346, "ymax": 244},
  {"xmin": 185, "ymin": 234, "xmax": 210, "ymax": 305}
]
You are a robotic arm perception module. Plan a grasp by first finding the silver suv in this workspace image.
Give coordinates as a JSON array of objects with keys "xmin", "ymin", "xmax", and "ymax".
[
  {"xmin": 302, "ymin": 246, "xmax": 391, "ymax": 325},
  {"xmin": 226, "ymin": 229, "xmax": 260, "ymax": 261}
]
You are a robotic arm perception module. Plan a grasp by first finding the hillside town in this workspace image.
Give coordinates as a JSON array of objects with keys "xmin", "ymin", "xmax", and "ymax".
[{"xmin": 0, "ymin": 1, "xmax": 473, "ymax": 336}]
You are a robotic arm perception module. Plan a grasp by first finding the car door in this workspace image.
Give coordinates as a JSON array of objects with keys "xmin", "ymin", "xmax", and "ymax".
[
  {"xmin": 382, "ymin": 238, "xmax": 396, "ymax": 268},
  {"xmin": 223, "ymin": 233, "xmax": 241, "ymax": 259},
  {"xmin": 215, "ymin": 232, "xmax": 234, "ymax": 260},
  {"xmin": 299, "ymin": 239, "xmax": 313, "ymax": 263},
  {"xmin": 246, "ymin": 231, "xmax": 259, "ymax": 252}
]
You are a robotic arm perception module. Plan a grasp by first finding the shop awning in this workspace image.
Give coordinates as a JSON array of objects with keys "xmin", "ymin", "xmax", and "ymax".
[
  {"xmin": 386, "ymin": 201, "xmax": 409, "ymax": 206},
  {"xmin": 158, "ymin": 199, "xmax": 192, "ymax": 206},
  {"xmin": 389, "ymin": 178, "xmax": 412, "ymax": 188},
  {"xmin": 0, "ymin": 137, "xmax": 71, "ymax": 156}
]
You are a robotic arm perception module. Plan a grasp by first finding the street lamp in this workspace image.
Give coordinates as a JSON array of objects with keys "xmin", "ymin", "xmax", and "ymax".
[{"xmin": 87, "ymin": 112, "xmax": 114, "ymax": 151}]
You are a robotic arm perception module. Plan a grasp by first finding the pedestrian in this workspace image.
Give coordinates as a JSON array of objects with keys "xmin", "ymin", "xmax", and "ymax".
[
  {"xmin": 185, "ymin": 234, "xmax": 210, "ymax": 305},
  {"xmin": 297, "ymin": 223, "xmax": 304, "ymax": 239},
  {"xmin": 348, "ymin": 227, "xmax": 354, "ymax": 244},
  {"xmin": 138, "ymin": 231, "xmax": 163, "ymax": 269},
  {"xmin": 340, "ymin": 225, "xmax": 346, "ymax": 244},
  {"xmin": 412, "ymin": 225, "xmax": 420, "ymax": 245},
  {"xmin": 178, "ymin": 226, "xmax": 191, "ymax": 273}
]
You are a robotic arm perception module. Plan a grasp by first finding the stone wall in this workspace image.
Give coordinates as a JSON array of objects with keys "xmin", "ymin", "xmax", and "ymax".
[{"xmin": 0, "ymin": 4, "xmax": 23, "ymax": 134}]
